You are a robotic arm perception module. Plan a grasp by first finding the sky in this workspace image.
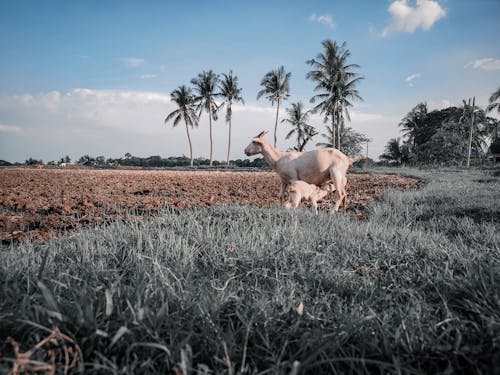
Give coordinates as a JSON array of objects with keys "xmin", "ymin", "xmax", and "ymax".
[{"xmin": 0, "ymin": 0, "xmax": 499, "ymax": 163}]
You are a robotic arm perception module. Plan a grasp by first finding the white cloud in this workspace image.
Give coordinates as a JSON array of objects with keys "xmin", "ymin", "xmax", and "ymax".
[
  {"xmin": 0, "ymin": 89, "xmax": 289, "ymax": 162},
  {"xmin": 465, "ymin": 58, "xmax": 500, "ymax": 71},
  {"xmin": 9, "ymin": 91, "xmax": 61, "ymax": 111},
  {"xmin": 232, "ymin": 103, "xmax": 274, "ymax": 114},
  {"xmin": 0, "ymin": 124, "xmax": 23, "ymax": 134},
  {"xmin": 405, "ymin": 73, "xmax": 420, "ymax": 82},
  {"xmin": 121, "ymin": 57, "xmax": 145, "ymax": 67},
  {"xmin": 405, "ymin": 73, "xmax": 421, "ymax": 86},
  {"xmin": 438, "ymin": 99, "xmax": 451, "ymax": 109},
  {"xmin": 309, "ymin": 14, "xmax": 335, "ymax": 29},
  {"xmin": 381, "ymin": 0, "xmax": 446, "ymax": 37},
  {"xmin": 140, "ymin": 74, "xmax": 158, "ymax": 79},
  {"xmin": 0, "ymin": 89, "xmax": 400, "ymax": 163}
]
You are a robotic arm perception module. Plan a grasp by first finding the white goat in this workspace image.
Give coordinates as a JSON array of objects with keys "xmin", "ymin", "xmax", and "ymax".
[
  {"xmin": 244, "ymin": 131, "xmax": 360, "ymax": 211},
  {"xmin": 284, "ymin": 181, "xmax": 335, "ymax": 212}
]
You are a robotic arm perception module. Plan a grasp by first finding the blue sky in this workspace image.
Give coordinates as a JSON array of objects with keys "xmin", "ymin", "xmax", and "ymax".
[{"xmin": 1, "ymin": 0, "xmax": 499, "ymax": 162}]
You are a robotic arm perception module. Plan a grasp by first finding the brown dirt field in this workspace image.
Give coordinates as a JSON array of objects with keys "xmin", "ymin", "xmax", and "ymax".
[{"xmin": 0, "ymin": 168, "xmax": 422, "ymax": 243}]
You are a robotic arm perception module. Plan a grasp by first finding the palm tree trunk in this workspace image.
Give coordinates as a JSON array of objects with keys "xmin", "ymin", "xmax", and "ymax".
[
  {"xmin": 337, "ymin": 111, "xmax": 341, "ymax": 151},
  {"xmin": 466, "ymin": 96, "xmax": 475, "ymax": 169},
  {"xmin": 274, "ymin": 99, "xmax": 280, "ymax": 148},
  {"xmin": 227, "ymin": 106, "xmax": 232, "ymax": 167},
  {"xmin": 209, "ymin": 105, "xmax": 214, "ymax": 167},
  {"xmin": 331, "ymin": 116, "xmax": 336, "ymax": 148},
  {"xmin": 185, "ymin": 123, "xmax": 194, "ymax": 167}
]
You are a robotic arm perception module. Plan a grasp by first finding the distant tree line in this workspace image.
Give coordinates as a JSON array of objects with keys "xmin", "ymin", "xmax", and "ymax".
[
  {"xmin": 103, "ymin": 155, "xmax": 267, "ymax": 168},
  {"xmin": 0, "ymin": 155, "xmax": 268, "ymax": 169},
  {"xmin": 73, "ymin": 154, "xmax": 268, "ymax": 169},
  {"xmin": 380, "ymin": 87, "xmax": 500, "ymax": 166}
]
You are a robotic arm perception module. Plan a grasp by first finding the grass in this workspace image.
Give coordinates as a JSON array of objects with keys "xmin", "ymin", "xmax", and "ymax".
[{"xmin": 1, "ymin": 167, "xmax": 499, "ymax": 374}]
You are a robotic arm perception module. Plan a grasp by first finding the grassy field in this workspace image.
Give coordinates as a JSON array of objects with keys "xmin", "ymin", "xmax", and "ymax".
[{"xmin": 1, "ymin": 167, "xmax": 499, "ymax": 374}]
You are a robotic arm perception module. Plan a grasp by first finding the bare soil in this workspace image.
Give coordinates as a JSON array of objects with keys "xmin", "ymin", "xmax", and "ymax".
[{"xmin": 0, "ymin": 168, "xmax": 422, "ymax": 243}]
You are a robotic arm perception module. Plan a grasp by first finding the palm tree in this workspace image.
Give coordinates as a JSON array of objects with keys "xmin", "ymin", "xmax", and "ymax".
[
  {"xmin": 164, "ymin": 85, "xmax": 198, "ymax": 167},
  {"xmin": 307, "ymin": 40, "xmax": 363, "ymax": 151},
  {"xmin": 399, "ymin": 102, "xmax": 428, "ymax": 150},
  {"xmin": 487, "ymin": 86, "xmax": 500, "ymax": 115},
  {"xmin": 380, "ymin": 138, "xmax": 403, "ymax": 164},
  {"xmin": 281, "ymin": 102, "xmax": 317, "ymax": 151},
  {"xmin": 460, "ymin": 98, "xmax": 489, "ymax": 162},
  {"xmin": 218, "ymin": 70, "xmax": 244, "ymax": 167},
  {"xmin": 257, "ymin": 66, "xmax": 291, "ymax": 147},
  {"xmin": 191, "ymin": 70, "xmax": 219, "ymax": 166}
]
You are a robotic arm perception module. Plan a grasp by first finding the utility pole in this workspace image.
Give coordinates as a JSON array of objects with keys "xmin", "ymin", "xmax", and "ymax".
[{"xmin": 466, "ymin": 96, "xmax": 475, "ymax": 169}]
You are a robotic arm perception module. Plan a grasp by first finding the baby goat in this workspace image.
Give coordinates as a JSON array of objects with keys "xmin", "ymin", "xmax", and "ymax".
[{"xmin": 284, "ymin": 180, "xmax": 335, "ymax": 213}]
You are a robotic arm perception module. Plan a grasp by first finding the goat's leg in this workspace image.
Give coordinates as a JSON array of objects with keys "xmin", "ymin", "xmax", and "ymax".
[
  {"xmin": 341, "ymin": 176, "xmax": 348, "ymax": 212},
  {"xmin": 279, "ymin": 180, "xmax": 288, "ymax": 203},
  {"xmin": 311, "ymin": 198, "xmax": 319, "ymax": 213},
  {"xmin": 329, "ymin": 167, "xmax": 347, "ymax": 212},
  {"xmin": 284, "ymin": 191, "xmax": 299, "ymax": 209}
]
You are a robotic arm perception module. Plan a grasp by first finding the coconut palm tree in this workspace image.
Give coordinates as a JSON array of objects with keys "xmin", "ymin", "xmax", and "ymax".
[
  {"xmin": 164, "ymin": 85, "xmax": 198, "ymax": 167},
  {"xmin": 257, "ymin": 66, "xmax": 291, "ymax": 147},
  {"xmin": 218, "ymin": 70, "xmax": 244, "ymax": 167},
  {"xmin": 380, "ymin": 138, "xmax": 404, "ymax": 164},
  {"xmin": 281, "ymin": 102, "xmax": 317, "ymax": 151},
  {"xmin": 487, "ymin": 86, "xmax": 500, "ymax": 115},
  {"xmin": 399, "ymin": 102, "xmax": 428, "ymax": 150},
  {"xmin": 460, "ymin": 98, "xmax": 489, "ymax": 162},
  {"xmin": 307, "ymin": 40, "xmax": 363, "ymax": 151},
  {"xmin": 191, "ymin": 70, "xmax": 219, "ymax": 166}
]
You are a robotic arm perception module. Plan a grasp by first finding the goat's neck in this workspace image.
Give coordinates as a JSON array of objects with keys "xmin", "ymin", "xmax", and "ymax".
[{"xmin": 260, "ymin": 141, "xmax": 284, "ymax": 170}]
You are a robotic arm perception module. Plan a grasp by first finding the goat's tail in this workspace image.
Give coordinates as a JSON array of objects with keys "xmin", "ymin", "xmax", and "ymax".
[{"xmin": 348, "ymin": 154, "xmax": 364, "ymax": 167}]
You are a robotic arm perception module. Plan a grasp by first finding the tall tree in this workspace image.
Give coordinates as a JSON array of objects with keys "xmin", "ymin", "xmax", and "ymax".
[
  {"xmin": 487, "ymin": 86, "xmax": 500, "ymax": 115},
  {"xmin": 257, "ymin": 66, "xmax": 291, "ymax": 147},
  {"xmin": 380, "ymin": 138, "xmax": 404, "ymax": 164},
  {"xmin": 218, "ymin": 70, "xmax": 244, "ymax": 167},
  {"xmin": 281, "ymin": 102, "xmax": 317, "ymax": 151},
  {"xmin": 399, "ymin": 102, "xmax": 428, "ymax": 152},
  {"xmin": 164, "ymin": 85, "xmax": 198, "ymax": 167},
  {"xmin": 307, "ymin": 40, "xmax": 363, "ymax": 151},
  {"xmin": 191, "ymin": 70, "xmax": 219, "ymax": 166},
  {"xmin": 460, "ymin": 98, "xmax": 489, "ymax": 161}
]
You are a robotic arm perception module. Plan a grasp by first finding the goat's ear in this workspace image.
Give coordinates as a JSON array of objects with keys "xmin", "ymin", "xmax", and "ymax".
[
  {"xmin": 256, "ymin": 130, "xmax": 268, "ymax": 138},
  {"xmin": 252, "ymin": 137, "xmax": 263, "ymax": 144}
]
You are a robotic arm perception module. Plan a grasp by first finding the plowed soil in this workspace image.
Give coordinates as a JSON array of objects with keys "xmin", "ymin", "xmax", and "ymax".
[{"xmin": 0, "ymin": 168, "xmax": 421, "ymax": 243}]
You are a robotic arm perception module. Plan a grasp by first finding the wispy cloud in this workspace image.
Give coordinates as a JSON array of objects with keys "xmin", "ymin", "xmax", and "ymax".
[
  {"xmin": 0, "ymin": 124, "xmax": 23, "ymax": 134},
  {"xmin": 381, "ymin": 0, "xmax": 446, "ymax": 37},
  {"xmin": 232, "ymin": 103, "xmax": 274, "ymax": 114},
  {"xmin": 309, "ymin": 14, "xmax": 335, "ymax": 29},
  {"xmin": 405, "ymin": 73, "xmax": 421, "ymax": 86},
  {"xmin": 465, "ymin": 58, "xmax": 500, "ymax": 71},
  {"xmin": 140, "ymin": 74, "xmax": 158, "ymax": 79},
  {"xmin": 121, "ymin": 57, "xmax": 145, "ymax": 68}
]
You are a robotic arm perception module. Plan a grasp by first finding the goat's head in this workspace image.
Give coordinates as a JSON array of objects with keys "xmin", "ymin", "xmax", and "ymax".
[{"xmin": 244, "ymin": 131, "xmax": 268, "ymax": 156}]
